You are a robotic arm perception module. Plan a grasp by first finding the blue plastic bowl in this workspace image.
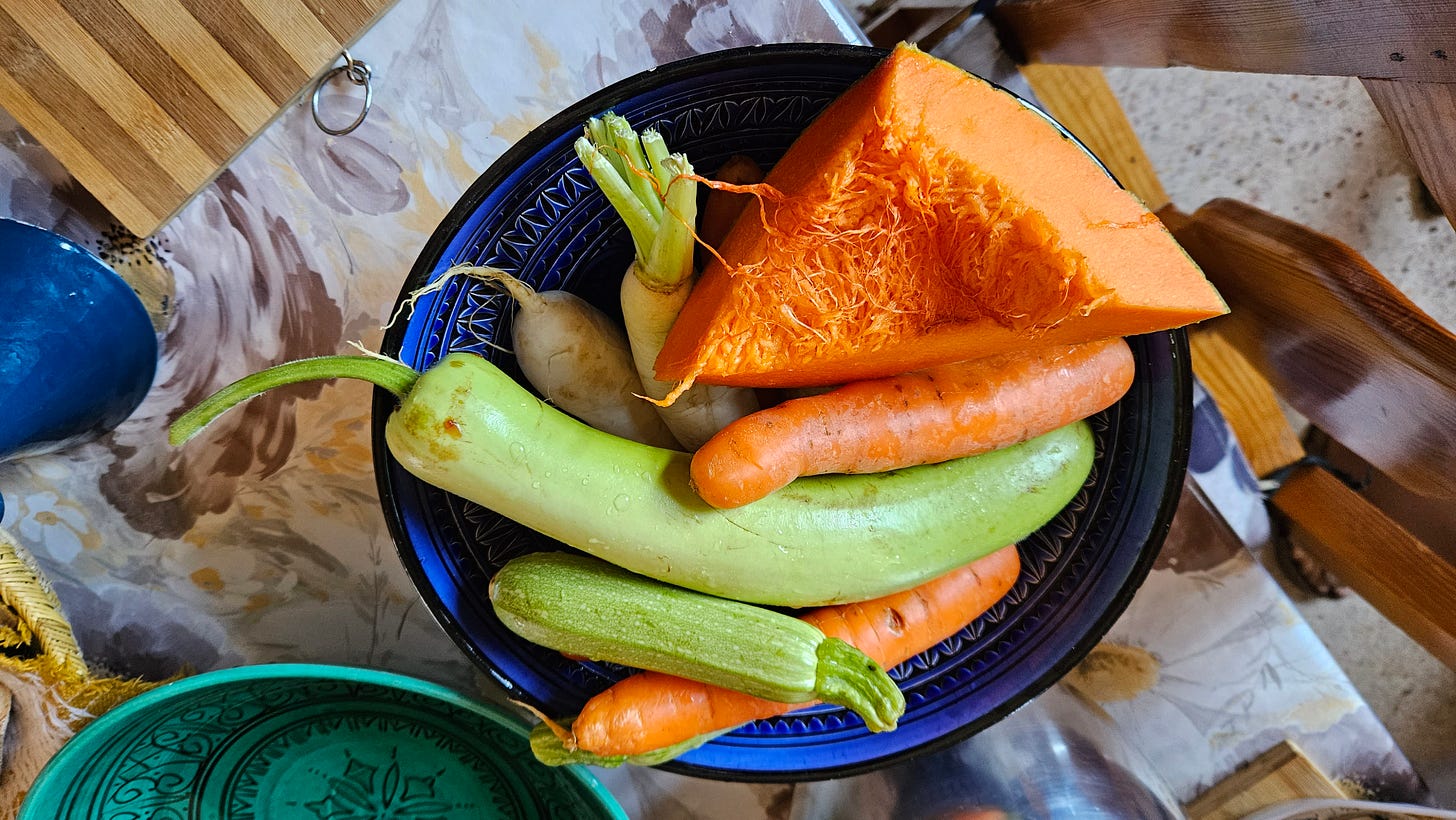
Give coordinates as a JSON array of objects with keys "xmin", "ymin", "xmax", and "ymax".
[{"xmin": 374, "ymin": 43, "xmax": 1189, "ymax": 781}]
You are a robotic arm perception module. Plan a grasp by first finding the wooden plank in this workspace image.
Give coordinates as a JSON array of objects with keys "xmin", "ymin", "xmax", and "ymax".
[
  {"xmin": 1167, "ymin": 198, "xmax": 1456, "ymax": 499},
  {"xmin": 1187, "ymin": 326, "xmax": 1306, "ymax": 479},
  {"xmin": 1274, "ymin": 467, "xmax": 1456, "ymax": 670},
  {"xmin": 1311, "ymin": 432, "xmax": 1456, "ymax": 563},
  {"xmin": 1363, "ymin": 77, "xmax": 1456, "ymax": 232},
  {"xmin": 0, "ymin": 0, "xmax": 396, "ymax": 235},
  {"xmin": 861, "ymin": 4, "xmax": 971, "ymax": 52},
  {"xmin": 992, "ymin": 0, "xmax": 1456, "ymax": 81},
  {"xmin": 1186, "ymin": 741, "xmax": 1346, "ymax": 820},
  {"xmin": 1019, "ymin": 62, "xmax": 1169, "ymax": 211}
]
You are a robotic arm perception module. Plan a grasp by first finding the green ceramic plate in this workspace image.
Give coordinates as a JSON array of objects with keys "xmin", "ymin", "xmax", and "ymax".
[{"xmin": 20, "ymin": 664, "xmax": 627, "ymax": 819}]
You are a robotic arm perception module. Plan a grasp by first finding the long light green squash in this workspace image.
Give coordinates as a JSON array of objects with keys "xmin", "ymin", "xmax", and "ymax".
[{"xmin": 171, "ymin": 352, "xmax": 1094, "ymax": 607}]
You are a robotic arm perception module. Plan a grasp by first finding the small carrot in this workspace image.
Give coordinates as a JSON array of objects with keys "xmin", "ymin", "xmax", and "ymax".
[
  {"xmin": 697, "ymin": 154, "xmax": 765, "ymax": 256},
  {"xmin": 691, "ymin": 337, "xmax": 1134, "ymax": 509},
  {"xmin": 553, "ymin": 544, "xmax": 1020, "ymax": 760}
]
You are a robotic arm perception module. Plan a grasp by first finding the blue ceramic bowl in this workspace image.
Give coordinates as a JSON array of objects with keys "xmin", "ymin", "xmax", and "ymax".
[
  {"xmin": 0, "ymin": 219, "xmax": 157, "ymax": 465},
  {"xmin": 374, "ymin": 43, "xmax": 1189, "ymax": 781}
]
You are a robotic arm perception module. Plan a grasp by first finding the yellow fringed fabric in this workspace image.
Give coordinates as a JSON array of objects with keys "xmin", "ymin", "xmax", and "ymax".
[{"xmin": 0, "ymin": 525, "xmax": 170, "ymax": 816}]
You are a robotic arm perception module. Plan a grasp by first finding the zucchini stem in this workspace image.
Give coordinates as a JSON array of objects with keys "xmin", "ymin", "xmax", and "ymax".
[
  {"xmin": 815, "ymin": 638, "xmax": 906, "ymax": 733},
  {"xmin": 168, "ymin": 354, "xmax": 419, "ymax": 446}
]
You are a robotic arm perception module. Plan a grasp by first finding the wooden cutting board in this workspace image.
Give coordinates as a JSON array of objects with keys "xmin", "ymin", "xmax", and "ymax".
[
  {"xmin": 0, "ymin": 0, "xmax": 397, "ymax": 236},
  {"xmin": 1186, "ymin": 740, "xmax": 1353, "ymax": 820}
]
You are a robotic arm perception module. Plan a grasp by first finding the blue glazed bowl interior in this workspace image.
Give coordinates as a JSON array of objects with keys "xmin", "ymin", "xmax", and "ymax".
[{"xmin": 374, "ymin": 43, "xmax": 1190, "ymax": 782}]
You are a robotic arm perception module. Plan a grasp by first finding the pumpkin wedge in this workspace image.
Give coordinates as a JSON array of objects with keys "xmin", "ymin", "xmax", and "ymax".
[{"xmin": 655, "ymin": 43, "xmax": 1227, "ymax": 389}]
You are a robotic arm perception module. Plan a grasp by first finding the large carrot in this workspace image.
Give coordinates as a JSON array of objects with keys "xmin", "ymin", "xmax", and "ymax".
[
  {"xmin": 691, "ymin": 337, "xmax": 1134, "ymax": 509},
  {"xmin": 556, "ymin": 544, "xmax": 1020, "ymax": 759}
]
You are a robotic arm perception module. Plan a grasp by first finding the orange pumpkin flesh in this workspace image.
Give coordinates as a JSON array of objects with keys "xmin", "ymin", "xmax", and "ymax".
[{"xmin": 655, "ymin": 43, "xmax": 1227, "ymax": 389}]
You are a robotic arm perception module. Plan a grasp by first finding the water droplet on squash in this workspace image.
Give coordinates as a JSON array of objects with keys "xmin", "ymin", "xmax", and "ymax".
[{"xmin": 613, "ymin": 494, "xmax": 631, "ymax": 511}]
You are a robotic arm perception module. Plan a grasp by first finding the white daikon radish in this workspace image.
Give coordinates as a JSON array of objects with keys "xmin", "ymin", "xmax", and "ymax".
[{"xmin": 435, "ymin": 264, "xmax": 679, "ymax": 449}]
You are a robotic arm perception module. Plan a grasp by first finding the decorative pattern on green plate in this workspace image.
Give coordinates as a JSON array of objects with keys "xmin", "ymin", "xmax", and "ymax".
[{"xmin": 20, "ymin": 664, "xmax": 626, "ymax": 820}]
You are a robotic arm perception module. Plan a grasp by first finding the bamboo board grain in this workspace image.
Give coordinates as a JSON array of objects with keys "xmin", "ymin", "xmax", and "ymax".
[{"xmin": 0, "ymin": 0, "xmax": 396, "ymax": 236}]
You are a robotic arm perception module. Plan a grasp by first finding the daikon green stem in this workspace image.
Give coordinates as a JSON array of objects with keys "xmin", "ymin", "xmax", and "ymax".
[
  {"xmin": 575, "ymin": 135, "xmax": 659, "ymax": 261},
  {"xmin": 641, "ymin": 129, "xmax": 674, "ymax": 197},
  {"xmin": 578, "ymin": 114, "xmax": 700, "ymax": 293},
  {"xmin": 603, "ymin": 113, "xmax": 664, "ymax": 222},
  {"xmin": 586, "ymin": 116, "xmax": 628, "ymax": 181},
  {"xmin": 641, "ymin": 154, "xmax": 698, "ymax": 292}
]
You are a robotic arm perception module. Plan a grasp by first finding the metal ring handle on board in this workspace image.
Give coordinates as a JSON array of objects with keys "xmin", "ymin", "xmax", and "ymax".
[{"xmin": 311, "ymin": 50, "xmax": 374, "ymax": 136}]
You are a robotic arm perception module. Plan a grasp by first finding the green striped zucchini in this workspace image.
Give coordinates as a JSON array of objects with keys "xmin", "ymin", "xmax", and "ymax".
[{"xmin": 489, "ymin": 551, "xmax": 905, "ymax": 731}]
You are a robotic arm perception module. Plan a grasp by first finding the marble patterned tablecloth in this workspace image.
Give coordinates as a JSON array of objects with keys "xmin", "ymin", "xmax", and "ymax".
[{"xmin": 0, "ymin": 0, "xmax": 1428, "ymax": 814}]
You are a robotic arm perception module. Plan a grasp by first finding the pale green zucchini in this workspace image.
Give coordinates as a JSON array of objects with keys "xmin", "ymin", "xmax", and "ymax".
[
  {"xmin": 171, "ymin": 352, "xmax": 1094, "ymax": 607},
  {"xmin": 489, "ymin": 552, "xmax": 904, "ymax": 732},
  {"xmin": 387, "ymin": 353, "xmax": 1092, "ymax": 606}
]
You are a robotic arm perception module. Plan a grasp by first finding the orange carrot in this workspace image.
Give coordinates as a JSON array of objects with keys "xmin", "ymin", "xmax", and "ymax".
[
  {"xmin": 568, "ymin": 544, "xmax": 1021, "ymax": 757},
  {"xmin": 697, "ymin": 154, "xmax": 765, "ymax": 255},
  {"xmin": 691, "ymin": 338, "xmax": 1134, "ymax": 509}
]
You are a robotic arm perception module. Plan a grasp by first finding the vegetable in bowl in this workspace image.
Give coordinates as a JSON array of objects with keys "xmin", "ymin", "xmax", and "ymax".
[
  {"xmin": 174, "ymin": 41, "xmax": 1213, "ymax": 780},
  {"xmin": 169, "ymin": 351, "xmax": 1092, "ymax": 608}
]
